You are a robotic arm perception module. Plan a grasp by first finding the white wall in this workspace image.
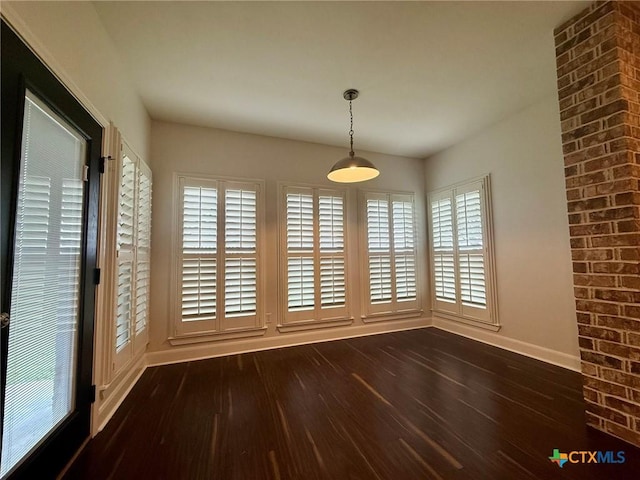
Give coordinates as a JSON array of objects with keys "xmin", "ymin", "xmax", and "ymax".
[
  {"xmin": 2, "ymin": 1, "xmax": 150, "ymax": 159},
  {"xmin": 148, "ymin": 120, "xmax": 430, "ymax": 364},
  {"xmin": 424, "ymin": 94, "xmax": 580, "ymax": 369}
]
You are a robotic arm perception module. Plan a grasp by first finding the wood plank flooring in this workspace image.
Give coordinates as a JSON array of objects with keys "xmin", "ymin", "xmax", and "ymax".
[{"xmin": 65, "ymin": 328, "xmax": 640, "ymax": 479}]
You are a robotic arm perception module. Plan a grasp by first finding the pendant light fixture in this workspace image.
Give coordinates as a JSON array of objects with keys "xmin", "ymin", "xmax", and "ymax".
[{"xmin": 327, "ymin": 89, "xmax": 379, "ymax": 183}]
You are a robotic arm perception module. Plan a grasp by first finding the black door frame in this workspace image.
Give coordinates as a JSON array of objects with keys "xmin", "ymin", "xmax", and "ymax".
[{"xmin": 1, "ymin": 20, "xmax": 101, "ymax": 479}]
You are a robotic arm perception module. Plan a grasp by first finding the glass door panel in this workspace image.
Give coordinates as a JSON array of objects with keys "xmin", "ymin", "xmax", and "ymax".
[{"xmin": 1, "ymin": 91, "xmax": 86, "ymax": 477}]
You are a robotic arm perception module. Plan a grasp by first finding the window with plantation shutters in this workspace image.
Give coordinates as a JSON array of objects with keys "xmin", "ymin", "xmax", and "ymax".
[
  {"xmin": 115, "ymin": 154, "xmax": 136, "ymax": 357},
  {"xmin": 428, "ymin": 175, "xmax": 497, "ymax": 326},
  {"xmin": 134, "ymin": 162, "xmax": 152, "ymax": 336},
  {"xmin": 174, "ymin": 176, "xmax": 262, "ymax": 337},
  {"xmin": 113, "ymin": 142, "xmax": 152, "ymax": 372},
  {"xmin": 282, "ymin": 186, "xmax": 347, "ymax": 326},
  {"xmin": 362, "ymin": 192, "xmax": 419, "ymax": 318}
]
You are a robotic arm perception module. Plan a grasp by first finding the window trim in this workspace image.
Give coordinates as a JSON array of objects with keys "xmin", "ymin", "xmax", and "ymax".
[
  {"xmin": 170, "ymin": 173, "xmax": 266, "ymax": 341},
  {"xmin": 427, "ymin": 174, "xmax": 499, "ymax": 329},
  {"xmin": 359, "ymin": 189, "xmax": 422, "ymax": 322},
  {"xmin": 277, "ymin": 183, "xmax": 352, "ymax": 331}
]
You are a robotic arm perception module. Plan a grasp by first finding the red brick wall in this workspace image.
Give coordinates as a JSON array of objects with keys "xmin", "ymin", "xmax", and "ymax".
[{"xmin": 555, "ymin": 1, "xmax": 640, "ymax": 447}]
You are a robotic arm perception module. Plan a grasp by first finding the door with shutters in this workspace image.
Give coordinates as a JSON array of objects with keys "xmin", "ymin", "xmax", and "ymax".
[{"xmin": 1, "ymin": 22, "xmax": 101, "ymax": 479}]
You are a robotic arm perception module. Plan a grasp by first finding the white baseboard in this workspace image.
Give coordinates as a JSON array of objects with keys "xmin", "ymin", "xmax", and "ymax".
[
  {"xmin": 147, "ymin": 317, "xmax": 432, "ymax": 367},
  {"xmin": 92, "ymin": 353, "xmax": 148, "ymax": 436},
  {"xmin": 431, "ymin": 316, "xmax": 581, "ymax": 372}
]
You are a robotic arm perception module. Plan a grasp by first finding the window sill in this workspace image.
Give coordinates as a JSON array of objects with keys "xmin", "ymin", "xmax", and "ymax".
[
  {"xmin": 168, "ymin": 326, "xmax": 268, "ymax": 346},
  {"xmin": 432, "ymin": 311, "xmax": 501, "ymax": 332},
  {"xmin": 277, "ymin": 317, "xmax": 354, "ymax": 333},
  {"xmin": 361, "ymin": 309, "xmax": 423, "ymax": 324}
]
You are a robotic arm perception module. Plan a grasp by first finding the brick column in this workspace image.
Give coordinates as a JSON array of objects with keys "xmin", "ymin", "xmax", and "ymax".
[{"xmin": 555, "ymin": 1, "xmax": 640, "ymax": 446}]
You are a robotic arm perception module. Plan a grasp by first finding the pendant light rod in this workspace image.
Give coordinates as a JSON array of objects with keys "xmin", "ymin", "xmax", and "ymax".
[{"xmin": 344, "ymin": 89, "xmax": 358, "ymax": 158}]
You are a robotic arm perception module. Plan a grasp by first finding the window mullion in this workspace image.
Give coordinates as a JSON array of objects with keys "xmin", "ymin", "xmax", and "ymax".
[
  {"xmin": 313, "ymin": 190, "xmax": 321, "ymax": 317},
  {"xmin": 216, "ymin": 181, "xmax": 225, "ymax": 330},
  {"xmin": 388, "ymin": 194, "xmax": 397, "ymax": 308},
  {"xmin": 451, "ymin": 189, "xmax": 462, "ymax": 313}
]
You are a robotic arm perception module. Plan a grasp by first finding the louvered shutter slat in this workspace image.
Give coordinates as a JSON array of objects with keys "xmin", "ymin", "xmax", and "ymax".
[
  {"xmin": 456, "ymin": 190, "xmax": 486, "ymax": 308},
  {"xmin": 459, "ymin": 253, "xmax": 486, "ymax": 307},
  {"xmin": 183, "ymin": 187, "xmax": 217, "ymax": 254},
  {"xmin": 431, "ymin": 197, "xmax": 456, "ymax": 302},
  {"xmin": 225, "ymin": 189, "xmax": 256, "ymax": 251},
  {"xmin": 366, "ymin": 198, "xmax": 392, "ymax": 303},
  {"xmin": 117, "ymin": 156, "xmax": 135, "ymax": 249},
  {"xmin": 395, "ymin": 254, "xmax": 417, "ymax": 300},
  {"xmin": 180, "ymin": 184, "xmax": 218, "ymax": 321},
  {"xmin": 224, "ymin": 188, "xmax": 258, "ymax": 317},
  {"xmin": 134, "ymin": 166, "xmax": 152, "ymax": 335},
  {"xmin": 135, "ymin": 253, "xmax": 150, "ymax": 334},
  {"xmin": 116, "ymin": 259, "xmax": 132, "ymax": 351},
  {"xmin": 369, "ymin": 255, "xmax": 392, "ymax": 303},
  {"xmin": 320, "ymin": 256, "xmax": 345, "ymax": 307},
  {"xmin": 367, "ymin": 199, "xmax": 390, "ymax": 252},
  {"xmin": 288, "ymin": 257, "xmax": 314, "ymax": 310},
  {"xmin": 225, "ymin": 258, "xmax": 257, "ymax": 316},
  {"xmin": 181, "ymin": 257, "xmax": 216, "ymax": 319},
  {"xmin": 393, "ymin": 200, "xmax": 417, "ymax": 301},
  {"xmin": 319, "ymin": 195, "xmax": 344, "ymax": 252},
  {"xmin": 287, "ymin": 193, "xmax": 314, "ymax": 250}
]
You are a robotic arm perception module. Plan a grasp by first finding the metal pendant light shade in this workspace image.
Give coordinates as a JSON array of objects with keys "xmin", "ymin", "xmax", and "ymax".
[
  {"xmin": 327, "ymin": 155, "xmax": 379, "ymax": 183},
  {"xmin": 327, "ymin": 89, "xmax": 379, "ymax": 183}
]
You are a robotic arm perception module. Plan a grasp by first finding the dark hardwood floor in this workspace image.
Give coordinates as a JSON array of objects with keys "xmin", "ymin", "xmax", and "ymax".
[{"xmin": 64, "ymin": 328, "xmax": 640, "ymax": 479}]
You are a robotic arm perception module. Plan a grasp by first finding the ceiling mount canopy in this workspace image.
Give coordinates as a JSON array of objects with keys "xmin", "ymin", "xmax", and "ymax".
[{"xmin": 327, "ymin": 89, "xmax": 380, "ymax": 183}]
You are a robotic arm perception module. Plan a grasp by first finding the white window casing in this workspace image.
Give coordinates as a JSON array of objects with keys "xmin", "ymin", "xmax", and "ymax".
[{"xmin": 428, "ymin": 175, "xmax": 499, "ymax": 328}]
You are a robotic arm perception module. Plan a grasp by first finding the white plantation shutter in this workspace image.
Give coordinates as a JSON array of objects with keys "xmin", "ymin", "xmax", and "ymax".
[
  {"xmin": 106, "ymin": 131, "xmax": 153, "ymax": 375},
  {"xmin": 287, "ymin": 192, "xmax": 314, "ymax": 249},
  {"xmin": 319, "ymin": 195, "xmax": 345, "ymax": 308},
  {"xmin": 392, "ymin": 199, "xmax": 417, "ymax": 301},
  {"xmin": 225, "ymin": 188, "xmax": 257, "ymax": 316},
  {"xmin": 286, "ymin": 191, "xmax": 315, "ymax": 311},
  {"xmin": 115, "ymin": 153, "xmax": 136, "ymax": 357},
  {"xmin": 368, "ymin": 255, "xmax": 392, "ymax": 302},
  {"xmin": 456, "ymin": 190, "xmax": 486, "ymax": 308},
  {"xmin": 175, "ymin": 177, "xmax": 262, "ymax": 335},
  {"xmin": 428, "ymin": 176, "xmax": 495, "ymax": 325},
  {"xmin": 431, "ymin": 198, "xmax": 456, "ymax": 302},
  {"xmin": 181, "ymin": 257, "xmax": 216, "ymax": 317},
  {"xmin": 364, "ymin": 192, "xmax": 420, "ymax": 315},
  {"xmin": 134, "ymin": 165, "xmax": 152, "ymax": 335},
  {"xmin": 181, "ymin": 186, "xmax": 217, "ymax": 321},
  {"xmin": 366, "ymin": 198, "xmax": 392, "ymax": 303},
  {"xmin": 320, "ymin": 257, "xmax": 345, "ymax": 307},
  {"xmin": 225, "ymin": 258, "xmax": 256, "ymax": 315},
  {"xmin": 283, "ymin": 187, "xmax": 347, "ymax": 323},
  {"xmin": 115, "ymin": 258, "xmax": 132, "ymax": 351},
  {"xmin": 134, "ymin": 254, "xmax": 150, "ymax": 334},
  {"xmin": 287, "ymin": 257, "xmax": 314, "ymax": 310},
  {"xmin": 117, "ymin": 155, "xmax": 135, "ymax": 249}
]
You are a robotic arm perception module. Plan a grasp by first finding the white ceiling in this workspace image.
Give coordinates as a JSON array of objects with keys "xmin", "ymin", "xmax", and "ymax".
[{"xmin": 93, "ymin": 1, "xmax": 589, "ymax": 158}]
